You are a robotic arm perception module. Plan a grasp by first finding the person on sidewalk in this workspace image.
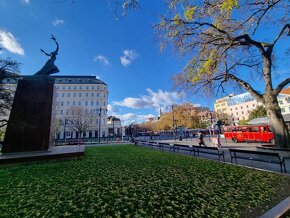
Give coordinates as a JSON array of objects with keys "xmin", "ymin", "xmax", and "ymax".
[
  {"xmin": 216, "ymin": 134, "xmax": 222, "ymax": 148},
  {"xmin": 198, "ymin": 131, "xmax": 206, "ymax": 147}
]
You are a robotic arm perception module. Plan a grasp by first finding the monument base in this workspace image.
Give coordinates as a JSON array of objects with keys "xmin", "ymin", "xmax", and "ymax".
[{"xmin": 1, "ymin": 76, "xmax": 55, "ymax": 153}]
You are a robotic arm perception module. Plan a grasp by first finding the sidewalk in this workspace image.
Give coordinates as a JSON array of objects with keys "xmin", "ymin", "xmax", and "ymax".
[{"xmin": 153, "ymin": 139, "xmax": 290, "ymax": 174}]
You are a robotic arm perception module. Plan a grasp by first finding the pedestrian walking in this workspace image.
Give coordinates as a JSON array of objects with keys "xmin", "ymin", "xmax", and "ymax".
[
  {"xmin": 217, "ymin": 134, "xmax": 222, "ymax": 148},
  {"xmin": 198, "ymin": 131, "xmax": 206, "ymax": 147}
]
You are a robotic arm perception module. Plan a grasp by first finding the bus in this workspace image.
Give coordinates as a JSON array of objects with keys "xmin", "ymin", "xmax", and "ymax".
[{"xmin": 223, "ymin": 125, "xmax": 274, "ymax": 143}]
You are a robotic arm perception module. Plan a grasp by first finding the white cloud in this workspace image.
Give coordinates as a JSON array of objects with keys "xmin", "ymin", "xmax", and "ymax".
[
  {"xmin": 113, "ymin": 89, "xmax": 185, "ymax": 109},
  {"xmin": 120, "ymin": 49, "xmax": 138, "ymax": 67},
  {"xmin": 0, "ymin": 29, "xmax": 24, "ymax": 55},
  {"xmin": 93, "ymin": 55, "xmax": 109, "ymax": 65},
  {"xmin": 113, "ymin": 113, "xmax": 155, "ymax": 126},
  {"xmin": 53, "ymin": 18, "xmax": 65, "ymax": 26},
  {"xmin": 107, "ymin": 104, "xmax": 120, "ymax": 113},
  {"xmin": 21, "ymin": 0, "xmax": 30, "ymax": 4}
]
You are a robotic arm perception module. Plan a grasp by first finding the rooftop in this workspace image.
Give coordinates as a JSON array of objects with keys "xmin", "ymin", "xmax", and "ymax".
[{"xmin": 53, "ymin": 76, "xmax": 107, "ymax": 85}]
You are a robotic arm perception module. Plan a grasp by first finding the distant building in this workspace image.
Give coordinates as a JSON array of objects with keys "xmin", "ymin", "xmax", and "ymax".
[
  {"xmin": 278, "ymin": 86, "xmax": 290, "ymax": 115},
  {"xmin": 214, "ymin": 96, "xmax": 230, "ymax": 114},
  {"xmin": 214, "ymin": 92, "xmax": 261, "ymax": 125},
  {"xmin": 54, "ymin": 76, "xmax": 109, "ymax": 139},
  {"xmin": 214, "ymin": 90, "xmax": 290, "ymax": 125},
  {"xmin": 107, "ymin": 116, "xmax": 122, "ymax": 137}
]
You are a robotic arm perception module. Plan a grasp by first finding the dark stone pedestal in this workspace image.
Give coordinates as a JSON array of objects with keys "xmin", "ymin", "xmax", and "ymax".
[{"xmin": 2, "ymin": 76, "xmax": 55, "ymax": 153}]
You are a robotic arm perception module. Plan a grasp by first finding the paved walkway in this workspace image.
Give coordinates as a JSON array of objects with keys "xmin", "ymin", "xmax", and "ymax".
[{"xmin": 150, "ymin": 139, "xmax": 290, "ymax": 175}]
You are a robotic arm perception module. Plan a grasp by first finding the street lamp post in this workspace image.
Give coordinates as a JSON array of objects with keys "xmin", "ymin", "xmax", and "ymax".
[
  {"xmin": 98, "ymin": 108, "xmax": 101, "ymax": 143},
  {"xmin": 112, "ymin": 118, "xmax": 115, "ymax": 141},
  {"xmin": 172, "ymin": 105, "xmax": 176, "ymax": 140},
  {"xmin": 64, "ymin": 118, "xmax": 67, "ymax": 143}
]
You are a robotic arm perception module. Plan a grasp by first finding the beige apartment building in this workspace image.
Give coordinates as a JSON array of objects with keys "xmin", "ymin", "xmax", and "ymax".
[
  {"xmin": 54, "ymin": 76, "xmax": 109, "ymax": 140},
  {"xmin": 214, "ymin": 96, "xmax": 230, "ymax": 114}
]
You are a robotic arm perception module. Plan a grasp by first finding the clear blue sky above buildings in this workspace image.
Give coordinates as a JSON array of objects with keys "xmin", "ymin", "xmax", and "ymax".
[{"xmin": 0, "ymin": 0, "xmax": 289, "ymax": 125}]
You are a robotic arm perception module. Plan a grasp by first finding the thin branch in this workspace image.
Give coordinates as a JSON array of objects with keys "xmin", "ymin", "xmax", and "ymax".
[
  {"xmin": 273, "ymin": 23, "xmax": 290, "ymax": 46},
  {"xmin": 273, "ymin": 78, "xmax": 290, "ymax": 96},
  {"xmin": 226, "ymin": 73, "xmax": 263, "ymax": 102}
]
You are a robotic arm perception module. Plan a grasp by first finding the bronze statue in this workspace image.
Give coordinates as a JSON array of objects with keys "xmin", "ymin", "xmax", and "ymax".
[{"xmin": 35, "ymin": 35, "xmax": 59, "ymax": 76}]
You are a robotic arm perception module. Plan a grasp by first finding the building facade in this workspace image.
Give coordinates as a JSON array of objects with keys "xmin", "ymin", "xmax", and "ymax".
[
  {"xmin": 214, "ymin": 90, "xmax": 290, "ymax": 125},
  {"xmin": 107, "ymin": 116, "xmax": 122, "ymax": 138},
  {"xmin": 54, "ymin": 76, "xmax": 109, "ymax": 140},
  {"xmin": 214, "ymin": 92, "xmax": 261, "ymax": 125}
]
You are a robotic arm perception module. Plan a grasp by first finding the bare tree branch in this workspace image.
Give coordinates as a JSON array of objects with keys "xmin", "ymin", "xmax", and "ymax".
[{"xmin": 273, "ymin": 77, "xmax": 290, "ymax": 96}]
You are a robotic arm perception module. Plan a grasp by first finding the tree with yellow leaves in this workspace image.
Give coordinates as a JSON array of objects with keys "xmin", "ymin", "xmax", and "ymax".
[{"xmin": 155, "ymin": 0, "xmax": 290, "ymax": 148}]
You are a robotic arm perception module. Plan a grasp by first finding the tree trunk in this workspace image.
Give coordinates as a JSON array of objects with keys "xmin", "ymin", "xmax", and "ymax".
[{"xmin": 264, "ymin": 95, "xmax": 290, "ymax": 148}]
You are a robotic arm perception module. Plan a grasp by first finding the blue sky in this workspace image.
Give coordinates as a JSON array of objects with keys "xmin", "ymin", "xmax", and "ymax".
[{"xmin": 0, "ymin": 0, "xmax": 289, "ymax": 125}]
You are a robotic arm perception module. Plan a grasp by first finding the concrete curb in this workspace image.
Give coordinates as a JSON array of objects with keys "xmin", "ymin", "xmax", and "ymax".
[{"xmin": 260, "ymin": 196, "xmax": 290, "ymax": 218}]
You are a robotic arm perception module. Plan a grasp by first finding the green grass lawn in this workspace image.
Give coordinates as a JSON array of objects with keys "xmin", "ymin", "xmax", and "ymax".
[{"xmin": 1, "ymin": 144, "xmax": 290, "ymax": 217}]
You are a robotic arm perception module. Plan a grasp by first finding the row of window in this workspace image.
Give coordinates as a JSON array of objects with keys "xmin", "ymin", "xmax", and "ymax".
[
  {"xmin": 56, "ymin": 85, "xmax": 106, "ymax": 91},
  {"xmin": 231, "ymin": 110, "xmax": 251, "ymax": 116},
  {"xmin": 281, "ymin": 107, "xmax": 290, "ymax": 113},
  {"xmin": 58, "ymin": 101, "xmax": 107, "ymax": 107},
  {"xmin": 279, "ymin": 98, "xmax": 290, "ymax": 104},
  {"xmin": 59, "ymin": 109, "xmax": 106, "ymax": 117},
  {"xmin": 57, "ymin": 92, "xmax": 106, "ymax": 98},
  {"xmin": 230, "ymin": 104, "xmax": 256, "ymax": 111}
]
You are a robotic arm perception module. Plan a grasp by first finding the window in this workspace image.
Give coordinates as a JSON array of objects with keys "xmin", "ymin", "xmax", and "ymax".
[
  {"xmin": 236, "ymin": 112, "xmax": 238, "ymax": 115},
  {"xmin": 62, "ymin": 93, "xmax": 65, "ymax": 97},
  {"xmin": 67, "ymin": 101, "xmax": 70, "ymax": 106},
  {"xmin": 85, "ymin": 101, "xmax": 88, "ymax": 106},
  {"xmin": 60, "ymin": 110, "xmax": 63, "ymax": 115},
  {"xmin": 79, "ymin": 93, "xmax": 82, "ymax": 97},
  {"xmin": 68, "ymin": 86, "xmax": 71, "ymax": 90},
  {"xmin": 235, "ymin": 107, "xmax": 237, "ymax": 110},
  {"xmin": 63, "ymin": 86, "xmax": 65, "ymax": 89},
  {"xmin": 86, "ymin": 86, "xmax": 89, "ymax": 90},
  {"xmin": 103, "ymin": 93, "xmax": 106, "ymax": 98},
  {"xmin": 91, "ymin": 101, "xmax": 94, "ymax": 106},
  {"xmin": 241, "ymin": 111, "xmax": 244, "ymax": 114},
  {"xmin": 74, "ymin": 86, "xmax": 77, "ymax": 90},
  {"xmin": 240, "ymin": 106, "xmax": 243, "ymax": 109},
  {"xmin": 279, "ymin": 100, "xmax": 284, "ymax": 105},
  {"xmin": 253, "ymin": 104, "xmax": 255, "ymax": 107},
  {"xmin": 56, "ymin": 86, "xmax": 60, "ymax": 90},
  {"xmin": 230, "ymin": 108, "xmax": 232, "ymax": 111},
  {"xmin": 281, "ymin": 108, "xmax": 286, "ymax": 112},
  {"xmin": 252, "ymin": 127, "xmax": 259, "ymax": 132},
  {"xmin": 79, "ymin": 86, "xmax": 82, "ymax": 90},
  {"xmin": 73, "ymin": 93, "xmax": 76, "ymax": 97},
  {"xmin": 246, "ymin": 105, "xmax": 249, "ymax": 108},
  {"xmin": 68, "ymin": 93, "xmax": 70, "ymax": 97},
  {"xmin": 96, "ymin": 101, "xmax": 99, "ymax": 106},
  {"xmin": 103, "ymin": 101, "xmax": 106, "ymax": 106},
  {"xmin": 57, "ymin": 93, "xmax": 60, "ymax": 97},
  {"xmin": 97, "ymin": 86, "xmax": 100, "ymax": 90},
  {"xmin": 61, "ymin": 102, "xmax": 64, "ymax": 106},
  {"xmin": 97, "ymin": 93, "xmax": 100, "ymax": 97},
  {"xmin": 91, "ymin": 93, "xmax": 94, "ymax": 97},
  {"xmin": 73, "ymin": 101, "xmax": 76, "ymax": 106},
  {"xmin": 78, "ymin": 101, "xmax": 81, "ymax": 106},
  {"xmin": 92, "ymin": 86, "xmax": 94, "ymax": 89},
  {"xmin": 86, "ymin": 93, "xmax": 89, "ymax": 97}
]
